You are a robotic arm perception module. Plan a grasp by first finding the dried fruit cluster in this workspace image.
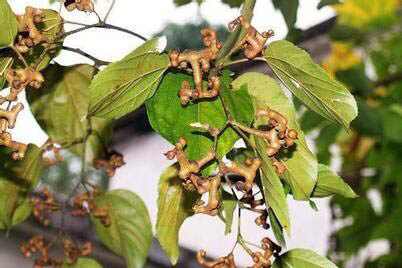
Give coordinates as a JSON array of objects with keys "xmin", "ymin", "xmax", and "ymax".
[
  {"xmin": 15, "ymin": 7, "xmax": 47, "ymax": 54},
  {"xmin": 20, "ymin": 235, "xmax": 93, "ymax": 268},
  {"xmin": 0, "ymin": 6, "xmax": 49, "ymax": 160},
  {"xmin": 94, "ymin": 152, "xmax": 125, "ymax": 177},
  {"xmin": 32, "ymin": 188, "xmax": 60, "ymax": 226},
  {"xmin": 169, "ymin": 16, "xmax": 273, "ymax": 105},
  {"xmin": 231, "ymin": 108, "xmax": 298, "ymax": 175},
  {"xmin": 197, "ymin": 238, "xmax": 280, "ymax": 268},
  {"xmin": 71, "ymin": 188, "xmax": 112, "ymax": 227},
  {"xmin": 64, "ymin": 0, "xmax": 94, "ymax": 12}
]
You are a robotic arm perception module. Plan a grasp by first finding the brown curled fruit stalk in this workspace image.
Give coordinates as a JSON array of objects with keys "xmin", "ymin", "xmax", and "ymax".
[
  {"xmin": 197, "ymin": 250, "xmax": 236, "ymax": 268},
  {"xmin": 249, "ymin": 238, "xmax": 281, "ymax": 268},
  {"xmin": 164, "ymin": 137, "xmax": 215, "ymax": 182},
  {"xmin": 15, "ymin": 7, "xmax": 47, "ymax": 53},
  {"xmin": 0, "ymin": 132, "xmax": 28, "ymax": 160},
  {"xmin": 230, "ymin": 108, "xmax": 298, "ymax": 175},
  {"xmin": 255, "ymin": 210, "xmax": 270, "ymax": 230},
  {"xmin": 0, "ymin": 103, "xmax": 24, "ymax": 130},
  {"xmin": 64, "ymin": 0, "xmax": 94, "ymax": 12},
  {"xmin": 169, "ymin": 28, "xmax": 222, "ymax": 105},
  {"xmin": 191, "ymin": 174, "xmax": 222, "ymax": 216},
  {"xmin": 228, "ymin": 16, "xmax": 274, "ymax": 59},
  {"xmin": 6, "ymin": 68, "xmax": 44, "ymax": 92},
  {"xmin": 220, "ymin": 158, "xmax": 261, "ymax": 193},
  {"xmin": 94, "ymin": 152, "xmax": 125, "ymax": 177},
  {"xmin": 0, "ymin": 66, "xmax": 43, "ymax": 159},
  {"xmin": 165, "ymin": 137, "xmax": 222, "ymax": 215}
]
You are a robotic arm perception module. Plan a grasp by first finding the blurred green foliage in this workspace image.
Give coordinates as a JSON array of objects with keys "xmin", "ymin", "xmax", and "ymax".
[{"xmin": 300, "ymin": 0, "xmax": 402, "ymax": 266}]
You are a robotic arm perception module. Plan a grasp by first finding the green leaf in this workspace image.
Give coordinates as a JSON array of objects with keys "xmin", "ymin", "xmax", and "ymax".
[
  {"xmin": 255, "ymin": 137, "xmax": 290, "ymax": 232},
  {"xmin": 89, "ymin": 38, "xmax": 169, "ymax": 120},
  {"xmin": 92, "ymin": 190, "xmax": 152, "ymax": 268},
  {"xmin": 272, "ymin": 0, "xmax": 299, "ymax": 31},
  {"xmin": 156, "ymin": 164, "xmax": 198, "ymax": 265},
  {"xmin": 0, "ymin": 176, "xmax": 31, "ymax": 230},
  {"xmin": 4, "ymin": 144, "xmax": 44, "ymax": 187},
  {"xmin": 232, "ymin": 72, "xmax": 317, "ymax": 200},
  {"xmin": 220, "ymin": 191, "xmax": 237, "ymax": 235},
  {"xmin": 173, "ymin": 0, "xmax": 192, "ymax": 6},
  {"xmin": 300, "ymin": 109, "xmax": 331, "ymax": 134},
  {"xmin": 0, "ymin": 0, "xmax": 18, "ymax": 48},
  {"xmin": 264, "ymin": 40, "xmax": 358, "ymax": 129},
  {"xmin": 309, "ymin": 199, "xmax": 319, "ymax": 211},
  {"xmin": 146, "ymin": 72, "xmax": 239, "ymax": 161},
  {"xmin": 220, "ymin": 78, "xmax": 254, "ymax": 126},
  {"xmin": 27, "ymin": 64, "xmax": 94, "ymax": 146},
  {"xmin": 221, "ymin": 0, "xmax": 243, "ymax": 8},
  {"xmin": 268, "ymin": 208, "xmax": 286, "ymax": 247},
  {"xmin": 11, "ymin": 198, "xmax": 32, "ymax": 226},
  {"xmin": 0, "ymin": 56, "xmax": 13, "ymax": 89},
  {"xmin": 272, "ymin": 248, "xmax": 338, "ymax": 268},
  {"xmin": 312, "ymin": 164, "xmax": 357, "ymax": 198},
  {"xmin": 317, "ymin": 0, "xmax": 340, "ymax": 9},
  {"xmin": 227, "ymin": 147, "xmax": 256, "ymax": 164},
  {"xmin": 63, "ymin": 258, "xmax": 103, "ymax": 268},
  {"xmin": 382, "ymin": 104, "xmax": 402, "ymax": 143},
  {"xmin": 27, "ymin": 64, "xmax": 109, "ymax": 163}
]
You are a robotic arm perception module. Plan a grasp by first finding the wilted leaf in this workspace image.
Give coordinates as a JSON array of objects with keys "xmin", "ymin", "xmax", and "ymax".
[
  {"xmin": 0, "ymin": 0, "xmax": 18, "ymax": 48},
  {"xmin": 92, "ymin": 190, "xmax": 152, "ymax": 268},
  {"xmin": 146, "ymin": 72, "xmax": 238, "ymax": 161},
  {"xmin": 156, "ymin": 164, "xmax": 198, "ymax": 265},
  {"xmin": 89, "ymin": 38, "xmax": 169, "ymax": 120},
  {"xmin": 272, "ymin": 248, "xmax": 338, "ymax": 268},
  {"xmin": 264, "ymin": 40, "xmax": 358, "ymax": 129},
  {"xmin": 232, "ymin": 72, "xmax": 317, "ymax": 200}
]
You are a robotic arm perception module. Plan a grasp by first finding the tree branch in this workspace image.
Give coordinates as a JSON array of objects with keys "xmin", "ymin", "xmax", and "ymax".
[
  {"xmin": 104, "ymin": 0, "xmax": 116, "ymax": 22},
  {"xmin": 63, "ymin": 22, "xmax": 147, "ymax": 41},
  {"xmin": 61, "ymin": 46, "xmax": 110, "ymax": 66}
]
